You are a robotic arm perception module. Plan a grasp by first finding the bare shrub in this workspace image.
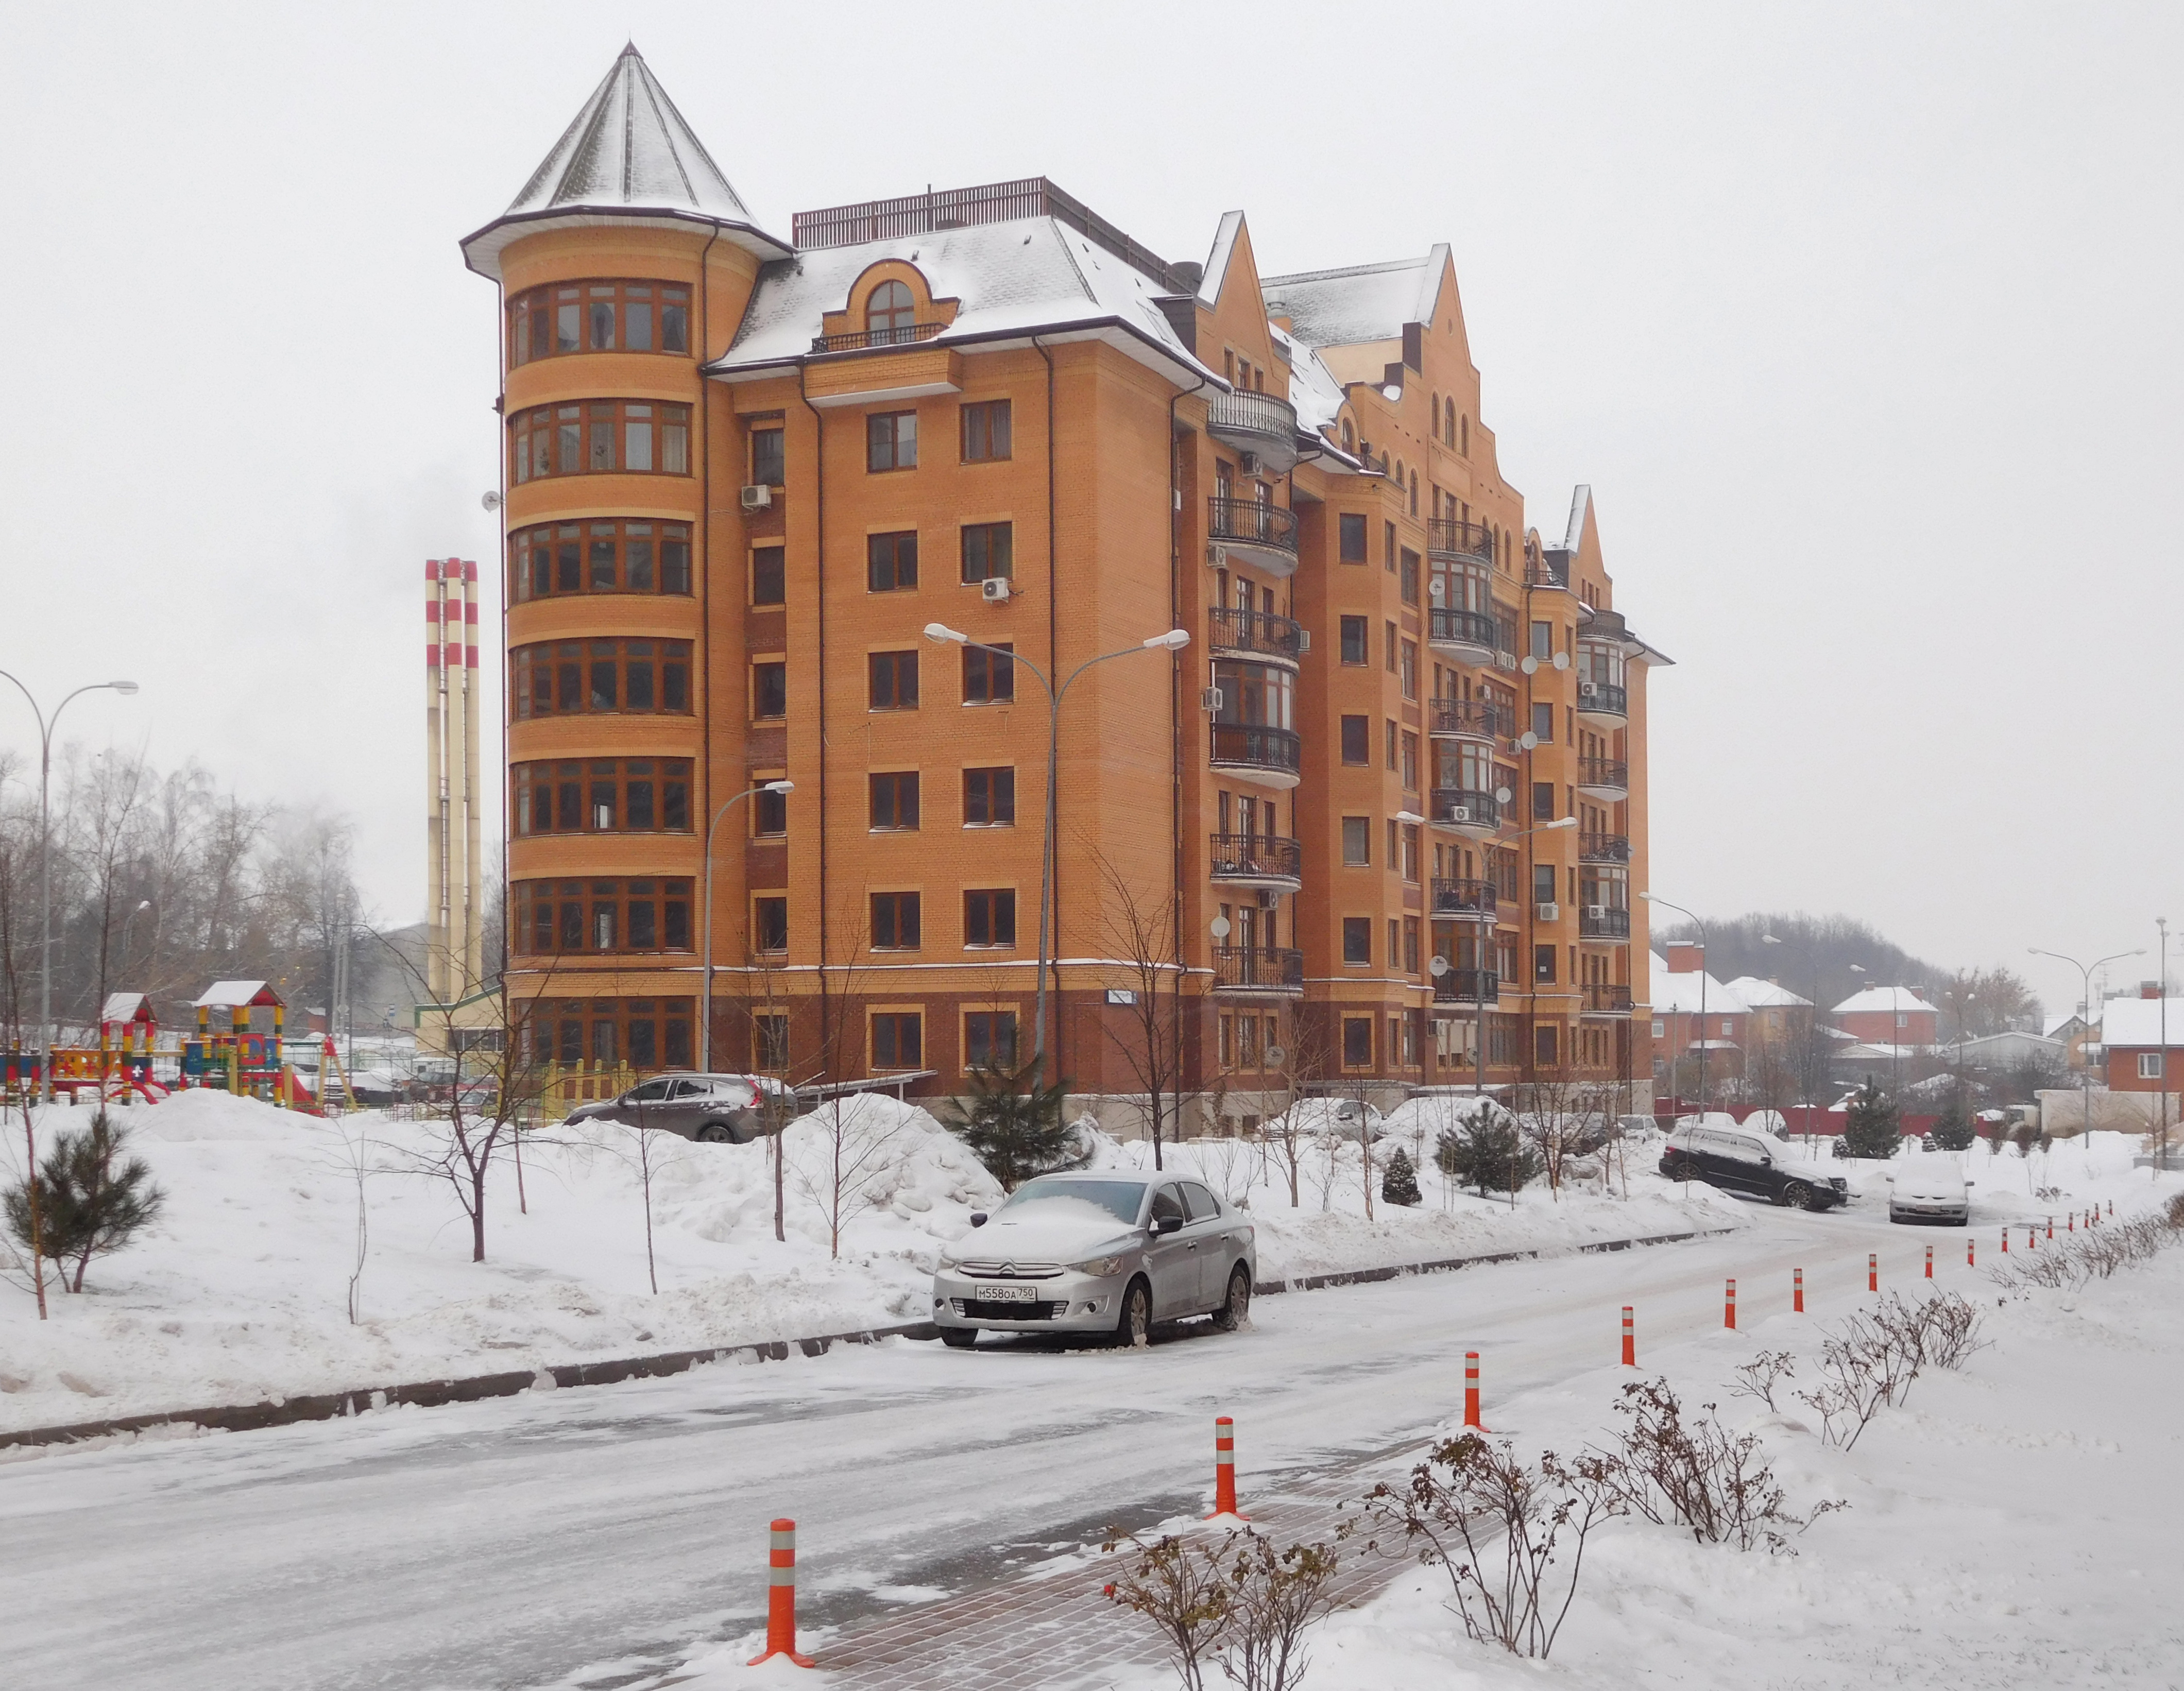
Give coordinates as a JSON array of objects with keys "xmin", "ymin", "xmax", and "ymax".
[
  {"xmin": 1987, "ymin": 1210, "xmax": 2180, "ymax": 1294},
  {"xmin": 1590, "ymin": 1378, "xmax": 1837, "ymax": 1553},
  {"xmin": 1345, "ymin": 1433, "xmax": 1618, "ymax": 1659},
  {"xmin": 1798, "ymin": 1306, "xmax": 1922, "ymax": 1449},
  {"xmin": 1102, "ymin": 1527, "xmax": 1340, "ymax": 1691},
  {"xmin": 1911, "ymin": 1291, "xmax": 1987, "ymax": 1369},
  {"xmin": 1729, "ymin": 1350, "xmax": 1798, "ymax": 1415}
]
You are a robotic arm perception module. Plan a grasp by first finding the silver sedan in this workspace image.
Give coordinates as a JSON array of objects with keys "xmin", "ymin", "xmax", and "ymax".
[
  {"xmin": 562, "ymin": 1072, "xmax": 769, "ymax": 1142},
  {"xmin": 931, "ymin": 1171, "xmax": 1256, "ymax": 1348}
]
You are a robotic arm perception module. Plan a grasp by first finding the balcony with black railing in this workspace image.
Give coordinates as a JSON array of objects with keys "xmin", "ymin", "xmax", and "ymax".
[
  {"xmin": 1209, "ymin": 832, "xmax": 1303, "ymax": 891},
  {"xmin": 1579, "ymin": 907, "xmax": 1632, "ymax": 942},
  {"xmin": 1576, "ymin": 680, "xmax": 1628, "ymax": 722},
  {"xmin": 1577, "ymin": 756, "xmax": 1629, "ymax": 796},
  {"xmin": 1207, "ymin": 496, "xmax": 1299, "ymax": 572},
  {"xmin": 1432, "ymin": 967, "xmax": 1499, "ymax": 1005},
  {"xmin": 1210, "ymin": 723, "xmax": 1302, "ymax": 785},
  {"xmin": 1426, "ymin": 696, "xmax": 1507, "ymax": 743},
  {"xmin": 1213, "ymin": 946, "xmax": 1305, "ymax": 994},
  {"xmin": 811, "ymin": 320, "xmax": 948, "ymax": 354},
  {"xmin": 1206, "ymin": 389, "xmax": 1303, "ymax": 471},
  {"xmin": 1581, "ymin": 983, "xmax": 1635, "ymax": 1017},
  {"xmin": 1429, "ymin": 788, "xmax": 1500, "ymax": 836},
  {"xmin": 1427, "ymin": 606, "xmax": 1498, "ymax": 660},
  {"xmin": 1207, "ymin": 606, "xmax": 1304, "ymax": 664},
  {"xmin": 1429, "ymin": 877, "xmax": 1498, "ymax": 920},
  {"xmin": 1427, "ymin": 518, "xmax": 1495, "ymax": 564},
  {"xmin": 1579, "ymin": 830, "xmax": 1630, "ymax": 865}
]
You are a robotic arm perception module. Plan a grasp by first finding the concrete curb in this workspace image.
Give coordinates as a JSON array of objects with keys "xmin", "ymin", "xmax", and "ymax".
[{"xmin": 1, "ymin": 1223, "xmax": 1738, "ymax": 1452}]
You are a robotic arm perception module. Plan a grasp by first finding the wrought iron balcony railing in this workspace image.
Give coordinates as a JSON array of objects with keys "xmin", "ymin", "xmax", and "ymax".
[{"xmin": 1207, "ymin": 606, "xmax": 1304, "ymax": 662}]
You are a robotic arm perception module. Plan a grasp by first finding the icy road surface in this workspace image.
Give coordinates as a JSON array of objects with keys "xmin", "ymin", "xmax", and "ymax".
[{"xmin": 7, "ymin": 1202, "xmax": 1929, "ymax": 1691}]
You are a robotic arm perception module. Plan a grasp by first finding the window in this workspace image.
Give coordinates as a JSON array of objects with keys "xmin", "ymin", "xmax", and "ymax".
[
  {"xmin": 1400, "ymin": 639, "xmax": 1418, "ymax": 701},
  {"xmin": 1339, "ymin": 616, "xmax": 1369, "ymax": 665},
  {"xmin": 1341, "ymin": 816, "xmax": 1371, "ymax": 866},
  {"xmin": 513, "ymin": 640, "xmax": 691, "ymax": 719},
  {"xmin": 752, "ymin": 661, "xmax": 787, "ymax": 720},
  {"xmin": 515, "ymin": 879, "xmax": 692, "ymax": 955},
  {"xmin": 964, "ymin": 766, "xmax": 1015, "ymax": 825},
  {"xmin": 871, "ymin": 891, "xmax": 922, "ymax": 950},
  {"xmin": 961, "ymin": 400, "xmax": 1012, "ymax": 463},
  {"xmin": 751, "ymin": 546, "xmax": 786, "ymax": 606},
  {"xmin": 961, "ymin": 522, "xmax": 1013, "ymax": 583},
  {"xmin": 1343, "ymin": 1016, "xmax": 1373, "ymax": 1068},
  {"xmin": 963, "ymin": 643, "xmax": 1014, "ymax": 704},
  {"xmin": 1532, "ymin": 781, "xmax": 1556, "ymax": 822},
  {"xmin": 1534, "ymin": 945, "xmax": 1557, "ymax": 983},
  {"xmin": 527, "ymin": 998, "xmax": 693, "ymax": 1071},
  {"xmin": 1531, "ymin": 703, "xmax": 1554, "ymax": 744},
  {"xmin": 1402, "ymin": 823, "xmax": 1420, "ymax": 882},
  {"xmin": 754, "ymin": 896, "xmax": 788, "ymax": 953},
  {"xmin": 510, "ymin": 401, "xmax": 689, "ymax": 483},
  {"xmin": 1342, "ymin": 917, "xmax": 1371, "ymax": 966},
  {"xmin": 866, "ymin": 279, "xmax": 916, "ymax": 341},
  {"xmin": 964, "ymin": 889, "xmax": 1017, "ymax": 948},
  {"xmin": 753, "ymin": 782, "xmax": 788, "ymax": 836},
  {"xmin": 1533, "ymin": 864, "xmax": 1557, "ymax": 906},
  {"xmin": 506, "ymin": 281, "xmax": 690, "ymax": 368},
  {"xmin": 750, "ymin": 425, "xmax": 785, "ymax": 487},
  {"xmin": 1404, "ymin": 917, "xmax": 1421, "ymax": 977},
  {"xmin": 965, "ymin": 1010, "xmax": 1019, "ymax": 1070},
  {"xmin": 1652, "ymin": 1019, "xmax": 1666, "ymax": 1039},
  {"xmin": 1401, "ymin": 731, "xmax": 1420, "ymax": 792},
  {"xmin": 869, "ymin": 772, "xmax": 920, "ymax": 830},
  {"xmin": 872, "ymin": 1012, "xmax": 924, "ymax": 1069},
  {"xmin": 1386, "ymin": 718, "xmax": 1399, "ymax": 772},
  {"xmin": 514, "ymin": 759, "xmax": 691, "ymax": 835},
  {"xmin": 1529, "ymin": 620, "xmax": 1554, "ymax": 661},
  {"xmin": 868, "ymin": 531, "xmax": 918, "ymax": 591},
  {"xmin": 867, "ymin": 410, "xmax": 917, "ymax": 471},
  {"xmin": 1535, "ymin": 1023, "xmax": 1560, "ymax": 1067},
  {"xmin": 2141, "ymin": 1053, "xmax": 2165, "ymax": 1079},
  {"xmin": 1340, "ymin": 715, "xmax": 1370, "ymax": 766},
  {"xmin": 508, "ymin": 520, "xmax": 692, "ymax": 600},
  {"xmin": 754, "ymin": 1013, "xmax": 790, "ymax": 1072},
  {"xmin": 1399, "ymin": 548, "xmax": 1420, "ymax": 607},
  {"xmin": 868, "ymin": 650, "xmax": 919, "ymax": 710},
  {"xmin": 1385, "ymin": 520, "xmax": 1397, "ymax": 572},
  {"xmin": 1338, "ymin": 513, "xmax": 1367, "ymax": 563},
  {"xmin": 1386, "ymin": 621, "xmax": 1398, "ymax": 672}
]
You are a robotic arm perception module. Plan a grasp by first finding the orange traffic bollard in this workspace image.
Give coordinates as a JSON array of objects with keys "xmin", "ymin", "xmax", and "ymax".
[
  {"xmin": 1868, "ymin": 1253, "xmax": 1878, "ymax": 1292},
  {"xmin": 2028, "ymin": 1226, "xmax": 2037, "ymax": 1252},
  {"xmin": 1924, "ymin": 1244, "xmax": 1933, "ymax": 1279},
  {"xmin": 1725, "ymin": 1278, "xmax": 1737, "ymax": 1330},
  {"xmin": 1463, "ymin": 1352, "xmax": 1483, "ymax": 1428},
  {"xmin": 1968, "ymin": 1236, "xmax": 1975, "ymax": 1267},
  {"xmin": 747, "ymin": 1518, "xmax": 815, "ymax": 1668},
  {"xmin": 2002, "ymin": 1229, "xmax": 2009, "ymax": 1254},
  {"xmin": 1794, "ymin": 1267, "xmax": 1804, "ymax": 1313},
  {"xmin": 2108, "ymin": 1201, "xmax": 2114, "ymax": 1218},
  {"xmin": 1208, "ymin": 1416, "xmax": 1247, "ymax": 1519},
  {"xmin": 1622, "ymin": 1306, "xmax": 1636, "ymax": 1367},
  {"xmin": 2046, "ymin": 1217, "xmax": 2053, "ymax": 1240},
  {"xmin": 2069, "ymin": 1211, "xmax": 2075, "ymax": 1232}
]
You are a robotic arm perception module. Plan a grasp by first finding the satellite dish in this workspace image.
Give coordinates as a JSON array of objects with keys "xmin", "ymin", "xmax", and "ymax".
[
  {"xmin": 1520, "ymin": 656, "xmax": 1539, "ymax": 675},
  {"xmin": 1428, "ymin": 577, "xmax": 1445, "ymax": 603},
  {"xmin": 1429, "ymin": 955, "xmax": 1450, "ymax": 977},
  {"xmin": 1518, "ymin": 731, "xmax": 1539, "ymax": 750},
  {"xmin": 1551, "ymin": 652, "xmax": 1569, "ymax": 671},
  {"xmin": 1264, "ymin": 1046, "xmax": 1286, "ymax": 1068},
  {"xmin": 481, "ymin": 490, "xmax": 504, "ymax": 512},
  {"xmin": 1210, "ymin": 915, "xmax": 1232, "ymax": 940},
  {"xmin": 1494, "ymin": 786, "xmax": 1513, "ymax": 805}
]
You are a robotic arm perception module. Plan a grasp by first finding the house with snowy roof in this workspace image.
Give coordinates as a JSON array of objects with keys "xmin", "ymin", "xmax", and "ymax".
[
  {"xmin": 1649, "ymin": 945, "xmax": 1750, "ymax": 1086},
  {"xmin": 464, "ymin": 45, "xmax": 1668, "ymax": 1119},
  {"xmin": 1830, "ymin": 985, "xmax": 1941, "ymax": 1049}
]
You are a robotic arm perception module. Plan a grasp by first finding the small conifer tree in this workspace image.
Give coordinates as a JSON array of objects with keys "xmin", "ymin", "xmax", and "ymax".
[
  {"xmin": 1928, "ymin": 1091, "xmax": 1976, "ymax": 1152},
  {"xmin": 1381, "ymin": 1146, "xmax": 1422, "ymax": 1207},
  {"xmin": 943, "ymin": 1058, "xmax": 1085, "ymax": 1191},
  {"xmin": 4, "ymin": 1111, "xmax": 166, "ymax": 1292},
  {"xmin": 1434, "ymin": 1108, "xmax": 1543, "ymax": 1197},
  {"xmin": 1839, "ymin": 1078, "xmax": 1902, "ymax": 1160}
]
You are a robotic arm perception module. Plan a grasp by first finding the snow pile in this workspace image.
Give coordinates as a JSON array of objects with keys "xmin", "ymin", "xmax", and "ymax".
[{"xmin": 0, "ymin": 1090, "xmax": 997, "ymax": 1435}]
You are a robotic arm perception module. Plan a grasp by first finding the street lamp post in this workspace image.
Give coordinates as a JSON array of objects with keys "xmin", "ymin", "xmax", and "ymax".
[
  {"xmin": 1761, "ymin": 930, "xmax": 1824, "ymax": 1144},
  {"xmin": 0, "ymin": 672, "xmax": 141, "ymax": 1100},
  {"xmin": 699, "ymin": 779, "xmax": 795, "ymax": 1072},
  {"xmin": 2027, "ymin": 945, "xmax": 2143, "ymax": 1154},
  {"xmin": 924, "ymin": 622, "xmax": 1190, "ymax": 1071},
  {"xmin": 1469, "ymin": 817, "xmax": 1578, "ymax": 1095},
  {"xmin": 1638, "ymin": 891, "xmax": 1707, "ymax": 1117}
]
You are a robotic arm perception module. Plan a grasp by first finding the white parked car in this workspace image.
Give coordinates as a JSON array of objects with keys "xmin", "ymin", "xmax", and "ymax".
[
  {"xmin": 931, "ymin": 1171, "xmax": 1256, "ymax": 1349},
  {"xmin": 1887, "ymin": 1155, "xmax": 1972, "ymax": 1225}
]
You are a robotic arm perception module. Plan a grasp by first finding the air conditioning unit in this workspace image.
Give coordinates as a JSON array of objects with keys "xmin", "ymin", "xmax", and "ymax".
[
  {"xmin": 1238, "ymin": 451, "xmax": 1261, "ymax": 475},
  {"xmin": 1201, "ymin": 687, "xmax": 1225, "ymax": 712},
  {"xmin": 1255, "ymin": 889, "xmax": 1281, "ymax": 909},
  {"xmin": 1207, "ymin": 542, "xmax": 1230, "ymax": 569},
  {"xmin": 1295, "ymin": 628, "xmax": 1311, "ymax": 653},
  {"xmin": 1579, "ymin": 681, "xmax": 1598, "ymax": 701},
  {"xmin": 740, "ymin": 485, "xmax": 772, "ymax": 511},
  {"xmin": 980, "ymin": 576, "xmax": 1013, "ymax": 604},
  {"xmin": 1586, "ymin": 904, "xmax": 1608, "ymax": 920},
  {"xmin": 1537, "ymin": 902, "xmax": 1561, "ymax": 923},
  {"xmin": 1449, "ymin": 805, "xmax": 1474, "ymax": 824}
]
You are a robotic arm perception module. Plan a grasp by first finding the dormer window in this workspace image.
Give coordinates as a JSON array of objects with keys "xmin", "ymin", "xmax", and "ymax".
[{"xmin": 867, "ymin": 280, "xmax": 917, "ymax": 345}]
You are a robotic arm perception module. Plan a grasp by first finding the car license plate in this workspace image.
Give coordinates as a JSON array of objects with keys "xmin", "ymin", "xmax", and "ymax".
[{"xmin": 975, "ymin": 1283, "xmax": 1037, "ymax": 1303}]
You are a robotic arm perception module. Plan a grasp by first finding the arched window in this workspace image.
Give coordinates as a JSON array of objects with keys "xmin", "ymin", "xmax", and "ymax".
[
  {"xmin": 1444, "ymin": 399, "xmax": 1456, "ymax": 443},
  {"xmin": 1394, "ymin": 457, "xmax": 1405, "ymax": 494},
  {"xmin": 866, "ymin": 279, "xmax": 916, "ymax": 344},
  {"xmin": 1430, "ymin": 394, "xmax": 1441, "ymax": 442},
  {"xmin": 1341, "ymin": 419, "xmax": 1355, "ymax": 453}
]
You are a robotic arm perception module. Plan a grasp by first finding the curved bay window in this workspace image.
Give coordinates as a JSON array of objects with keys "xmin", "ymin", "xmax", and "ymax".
[
  {"xmin": 1575, "ymin": 636, "xmax": 1628, "ymax": 715},
  {"xmin": 514, "ymin": 759, "xmax": 692, "ymax": 835},
  {"xmin": 507, "ymin": 281, "xmax": 691, "ymax": 367},
  {"xmin": 866, "ymin": 279, "xmax": 917, "ymax": 344},
  {"xmin": 513, "ymin": 640, "xmax": 691, "ymax": 719},
  {"xmin": 511, "ymin": 401, "xmax": 691, "ymax": 483},
  {"xmin": 516, "ymin": 878, "xmax": 692, "ymax": 955},
  {"xmin": 510, "ymin": 520, "xmax": 693, "ymax": 601},
  {"xmin": 1210, "ymin": 660, "xmax": 1301, "ymax": 775},
  {"xmin": 526, "ymin": 997, "xmax": 692, "ymax": 1070}
]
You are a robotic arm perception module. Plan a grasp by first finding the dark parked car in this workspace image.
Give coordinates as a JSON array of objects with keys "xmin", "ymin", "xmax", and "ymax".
[
  {"xmin": 565, "ymin": 1072, "xmax": 770, "ymax": 1142},
  {"xmin": 1658, "ymin": 1121, "xmax": 1848, "ymax": 1209}
]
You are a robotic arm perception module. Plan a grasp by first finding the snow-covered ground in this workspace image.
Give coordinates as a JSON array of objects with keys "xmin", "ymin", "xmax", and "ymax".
[{"xmin": 1, "ymin": 1091, "xmax": 1747, "ymax": 1436}]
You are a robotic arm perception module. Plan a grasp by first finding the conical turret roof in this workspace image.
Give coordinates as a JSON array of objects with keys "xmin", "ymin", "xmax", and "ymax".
[{"xmin": 462, "ymin": 45, "xmax": 788, "ymax": 277}]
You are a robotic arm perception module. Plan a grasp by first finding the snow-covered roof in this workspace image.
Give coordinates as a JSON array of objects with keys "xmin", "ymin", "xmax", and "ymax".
[
  {"xmin": 2093, "ymin": 998, "xmax": 2184, "ymax": 1048},
  {"xmin": 1836, "ymin": 1041, "xmax": 1921, "ymax": 1061},
  {"xmin": 1649, "ymin": 958, "xmax": 1750, "ymax": 1016},
  {"xmin": 1199, "ymin": 210, "xmax": 1245, "ymax": 307},
  {"xmin": 1723, "ymin": 976, "xmax": 1813, "ymax": 1009},
  {"xmin": 1831, "ymin": 985, "xmax": 1941, "ymax": 1016},
  {"xmin": 462, "ymin": 45, "xmax": 789, "ymax": 278},
  {"xmin": 2044, "ymin": 1012, "xmax": 2088, "ymax": 1038},
  {"xmin": 1275, "ymin": 326, "xmax": 1359, "ymax": 457},
  {"xmin": 1261, "ymin": 248, "xmax": 1449, "ymax": 349},
  {"xmin": 194, "ymin": 980, "xmax": 282, "ymax": 1010},
  {"xmin": 709, "ymin": 216, "xmax": 1222, "ymax": 390},
  {"xmin": 99, "ymin": 992, "xmax": 155, "ymax": 1025}
]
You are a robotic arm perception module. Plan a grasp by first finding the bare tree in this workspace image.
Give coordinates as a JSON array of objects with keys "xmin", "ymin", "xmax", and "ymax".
[
  {"xmin": 1093, "ymin": 849, "xmax": 1193, "ymax": 1169},
  {"xmin": 1261, "ymin": 1013, "xmax": 1335, "ymax": 1209},
  {"xmin": 1518, "ymin": 1067, "xmax": 1613, "ymax": 1200}
]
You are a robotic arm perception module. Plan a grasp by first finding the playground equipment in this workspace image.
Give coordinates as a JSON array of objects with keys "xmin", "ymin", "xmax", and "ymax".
[
  {"xmin": 18, "ymin": 993, "xmax": 171, "ymax": 1105},
  {"xmin": 182, "ymin": 981, "xmax": 320, "ymax": 1112}
]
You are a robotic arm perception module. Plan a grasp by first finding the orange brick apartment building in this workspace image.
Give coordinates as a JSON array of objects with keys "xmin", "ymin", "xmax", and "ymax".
[{"xmin": 464, "ymin": 47, "xmax": 1669, "ymax": 1123}]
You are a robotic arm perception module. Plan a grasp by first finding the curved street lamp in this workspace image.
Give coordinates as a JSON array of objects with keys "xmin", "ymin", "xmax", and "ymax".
[
  {"xmin": 699, "ymin": 779, "xmax": 795, "ymax": 1072},
  {"xmin": 2028, "ymin": 944, "xmax": 2144, "ymax": 1151},
  {"xmin": 1637, "ymin": 890, "xmax": 1707, "ymax": 1115}
]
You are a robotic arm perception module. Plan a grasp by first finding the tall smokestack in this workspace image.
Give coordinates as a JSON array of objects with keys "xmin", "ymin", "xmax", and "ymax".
[
  {"xmin": 460, "ymin": 559, "xmax": 483, "ymax": 991},
  {"xmin": 425, "ymin": 560, "xmax": 453, "ymax": 1005}
]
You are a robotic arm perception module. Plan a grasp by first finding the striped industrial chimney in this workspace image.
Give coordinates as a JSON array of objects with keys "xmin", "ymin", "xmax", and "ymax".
[{"xmin": 425, "ymin": 560, "xmax": 482, "ymax": 1007}]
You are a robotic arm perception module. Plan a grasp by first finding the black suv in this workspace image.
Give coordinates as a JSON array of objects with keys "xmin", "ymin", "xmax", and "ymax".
[{"xmin": 1658, "ymin": 1122, "xmax": 1848, "ymax": 1210}]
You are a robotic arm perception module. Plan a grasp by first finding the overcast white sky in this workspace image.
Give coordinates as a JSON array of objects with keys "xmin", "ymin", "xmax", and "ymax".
[{"xmin": 3, "ymin": 2, "xmax": 2178, "ymax": 1016}]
